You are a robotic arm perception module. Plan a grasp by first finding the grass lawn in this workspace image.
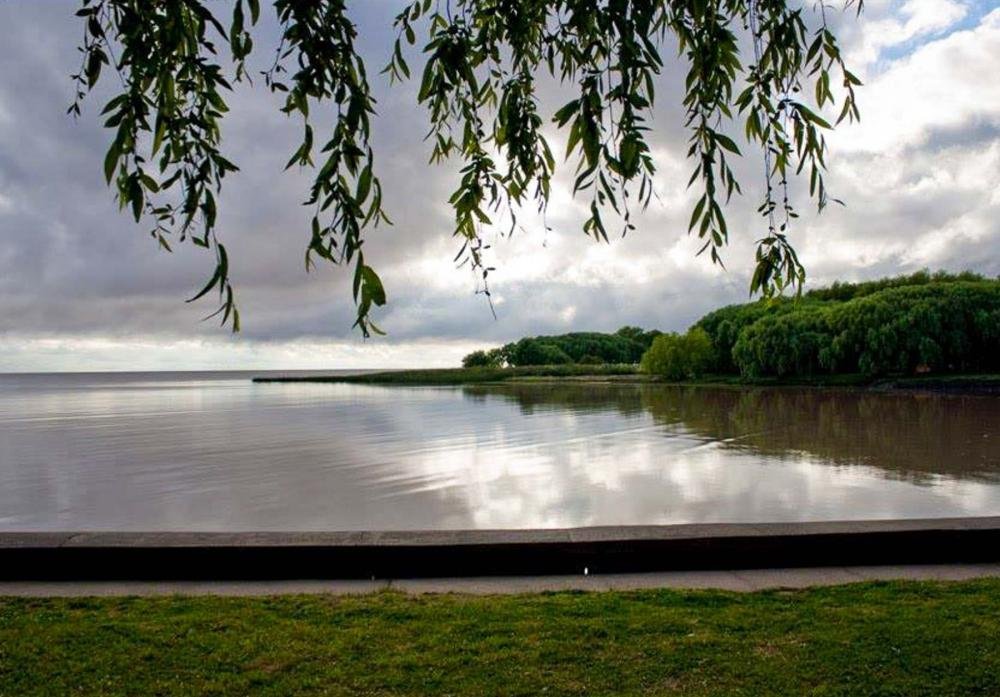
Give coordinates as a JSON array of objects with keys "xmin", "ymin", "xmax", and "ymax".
[
  {"xmin": 253, "ymin": 366, "xmax": 1000, "ymax": 392},
  {"xmin": 253, "ymin": 364, "xmax": 641, "ymax": 385},
  {"xmin": 3, "ymin": 581, "xmax": 1000, "ymax": 695}
]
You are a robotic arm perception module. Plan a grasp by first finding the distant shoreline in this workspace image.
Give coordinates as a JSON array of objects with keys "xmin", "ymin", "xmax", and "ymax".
[{"xmin": 252, "ymin": 367, "xmax": 1000, "ymax": 394}]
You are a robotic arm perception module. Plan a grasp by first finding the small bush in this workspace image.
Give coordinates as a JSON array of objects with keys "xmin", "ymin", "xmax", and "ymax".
[
  {"xmin": 462, "ymin": 350, "xmax": 500, "ymax": 368},
  {"xmin": 640, "ymin": 328, "xmax": 714, "ymax": 380}
]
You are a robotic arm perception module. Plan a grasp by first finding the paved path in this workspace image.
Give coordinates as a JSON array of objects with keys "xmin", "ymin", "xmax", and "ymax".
[{"xmin": 2, "ymin": 564, "xmax": 998, "ymax": 597}]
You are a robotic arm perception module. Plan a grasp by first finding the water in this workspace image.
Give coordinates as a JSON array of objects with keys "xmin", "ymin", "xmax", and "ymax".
[{"xmin": 0, "ymin": 372, "xmax": 998, "ymax": 531}]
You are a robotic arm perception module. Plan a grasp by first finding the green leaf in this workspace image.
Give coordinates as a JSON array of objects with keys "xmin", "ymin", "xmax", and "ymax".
[
  {"xmin": 140, "ymin": 173, "xmax": 160, "ymax": 192},
  {"xmin": 361, "ymin": 265, "xmax": 387, "ymax": 306},
  {"xmin": 552, "ymin": 100, "xmax": 578, "ymax": 127},
  {"xmin": 103, "ymin": 140, "xmax": 120, "ymax": 184},
  {"xmin": 356, "ymin": 165, "xmax": 372, "ymax": 204},
  {"xmin": 187, "ymin": 264, "xmax": 222, "ymax": 303},
  {"xmin": 688, "ymin": 195, "xmax": 706, "ymax": 232},
  {"xmin": 714, "ymin": 133, "xmax": 741, "ymax": 155},
  {"xmin": 796, "ymin": 104, "xmax": 831, "ymax": 129}
]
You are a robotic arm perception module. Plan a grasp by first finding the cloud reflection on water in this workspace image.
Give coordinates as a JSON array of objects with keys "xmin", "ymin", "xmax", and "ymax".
[{"xmin": 0, "ymin": 375, "xmax": 997, "ymax": 530}]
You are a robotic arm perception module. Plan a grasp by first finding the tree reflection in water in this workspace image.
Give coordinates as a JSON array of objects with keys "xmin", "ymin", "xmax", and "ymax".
[{"xmin": 464, "ymin": 383, "xmax": 1000, "ymax": 484}]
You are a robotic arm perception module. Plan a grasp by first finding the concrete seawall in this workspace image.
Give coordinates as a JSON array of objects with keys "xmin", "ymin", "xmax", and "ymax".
[{"xmin": 3, "ymin": 517, "xmax": 999, "ymax": 580}]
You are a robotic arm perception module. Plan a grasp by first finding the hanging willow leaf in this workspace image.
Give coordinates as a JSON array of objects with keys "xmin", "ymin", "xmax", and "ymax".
[{"xmin": 70, "ymin": 0, "xmax": 864, "ymax": 335}]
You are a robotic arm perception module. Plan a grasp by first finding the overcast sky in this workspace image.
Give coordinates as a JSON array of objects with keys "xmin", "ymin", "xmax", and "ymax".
[{"xmin": 1, "ymin": 0, "xmax": 998, "ymax": 371}]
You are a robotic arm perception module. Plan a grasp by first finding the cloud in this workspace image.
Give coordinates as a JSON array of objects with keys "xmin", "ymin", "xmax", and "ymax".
[
  {"xmin": 834, "ymin": 7, "xmax": 1000, "ymax": 153},
  {"xmin": 843, "ymin": 0, "xmax": 969, "ymax": 68},
  {"xmin": 0, "ymin": 2, "xmax": 997, "ymax": 370}
]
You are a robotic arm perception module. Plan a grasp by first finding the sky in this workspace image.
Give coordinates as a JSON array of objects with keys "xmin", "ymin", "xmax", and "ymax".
[{"xmin": 0, "ymin": 0, "xmax": 998, "ymax": 372}]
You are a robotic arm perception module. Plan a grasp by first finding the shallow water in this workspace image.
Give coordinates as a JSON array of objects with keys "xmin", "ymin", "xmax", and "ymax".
[{"xmin": 0, "ymin": 372, "xmax": 998, "ymax": 530}]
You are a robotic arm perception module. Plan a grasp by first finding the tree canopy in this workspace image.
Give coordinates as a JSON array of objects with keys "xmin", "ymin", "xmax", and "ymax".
[
  {"xmin": 462, "ymin": 326, "xmax": 661, "ymax": 367},
  {"xmin": 639, "ymin": 327, "xmax": 713, "ymax": 379},
  {"xmin": 689, "ymin": 271, "xmax": 1000, "ymax": 378},
  {"xmin": 70, "ymin": 0, "xmax": 863, "ymax": 334}
]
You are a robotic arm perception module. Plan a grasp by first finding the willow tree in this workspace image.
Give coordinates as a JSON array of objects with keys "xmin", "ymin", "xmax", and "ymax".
[{"xmin": 69, "ymin": 0, "xmax": 863, "ymax": 335}]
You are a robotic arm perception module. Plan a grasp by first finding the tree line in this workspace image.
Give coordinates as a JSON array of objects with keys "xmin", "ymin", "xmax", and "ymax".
[
  {"xmin": 467, "ymin": 271, "xmax": 1000, "ymax": 381},
  {"xmin": 462, "ymin": 327, "xmax": 661, "ymax": 368},
  {"xmin": 696, "ymin": 271, "xmax": 1000, "ymax": 378}
]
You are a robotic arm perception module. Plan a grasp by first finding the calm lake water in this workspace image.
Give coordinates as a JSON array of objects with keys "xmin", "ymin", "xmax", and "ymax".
[{"xmin": 1, "ymin": 371, "xmax": 998, "ymax": 530}]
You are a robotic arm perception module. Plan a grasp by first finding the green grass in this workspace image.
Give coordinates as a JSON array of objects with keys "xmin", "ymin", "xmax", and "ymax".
[
  {"xmin": 253, "ymin": 364, "xmax": 641, "ymax": 385},
  {"xmin": 250, "ymin": 365, "xmax": 860, "ymax": 387},
  {"xmin": 873, "ymin": 373, "xmax": 1000, "ymax": 392},
  {"xmin": 253, "ymin": 365, "xmax": 1000, "ymax": 392},
  {"xmin": 672, "ymin": 372, "xmax": 875, "ymax": 388},
  {"xmin": 663, "ymin": 372, "xmax": 1000, "ymax": 392},
  {"xmin": 3, "ymin": 581, "xmax": 1000, "ymax": 695}
]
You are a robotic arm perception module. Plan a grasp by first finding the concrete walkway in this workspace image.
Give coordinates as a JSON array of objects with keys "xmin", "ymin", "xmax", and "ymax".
[{"xmin": 2, "ymin": 564, "xmax": 998, "ymax": 597}]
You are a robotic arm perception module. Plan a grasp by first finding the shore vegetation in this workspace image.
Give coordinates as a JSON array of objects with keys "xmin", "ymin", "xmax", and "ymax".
[
  {"xmin": 696, "ymin": 271, "xmax": 1000, "ymax": 379},
  {"xmin": 256, "ymin": 271, "xmax": 1000, "ymax": 388},
  {"xmin": 451, "ymin": 271, "xmax": 1000, "ymax": 384}
]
